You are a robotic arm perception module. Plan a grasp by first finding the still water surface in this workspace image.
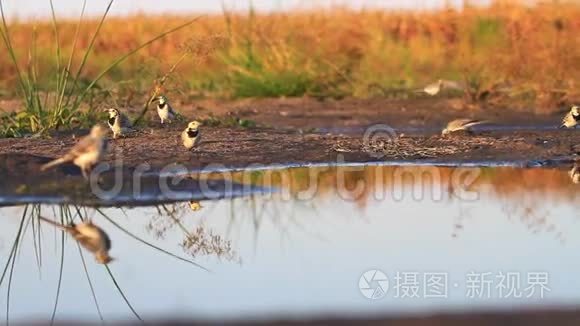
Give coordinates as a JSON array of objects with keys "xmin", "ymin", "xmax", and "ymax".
[{"xmin": 0, "ymin": 165, "xmax": 578, "ymax": 322}]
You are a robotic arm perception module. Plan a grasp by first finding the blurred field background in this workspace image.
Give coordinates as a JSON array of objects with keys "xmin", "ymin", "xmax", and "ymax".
[{"xmin": 0, "ymin": 0, "xmax": 579, "ymax": 135}]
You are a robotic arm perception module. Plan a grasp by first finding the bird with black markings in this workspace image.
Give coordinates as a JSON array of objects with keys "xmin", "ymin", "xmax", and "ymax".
[
  {"xmin": 38, "ymin": 216, "xmax": 114, "ymax": 264},
  {"xmin": 154, "ymin": 95, "xmax": 178, "ymax": 124},
  {"xmin": 40, "ymin": 125, "xmax": 108, "ymax": 179},
  {"xmin": 560, "ymin": 105, "xmax": 579, "ymax": 129},
  {"xmin": 442, "ymin": 118, "xmax": 489, "ymax": 136},
  {"xmin": 106, "ymin": 108, "xmax": 134, "ymax": 139},
  {"xmin": 182, "ymin": 120, "xmax": 202, "ymax": 151}
]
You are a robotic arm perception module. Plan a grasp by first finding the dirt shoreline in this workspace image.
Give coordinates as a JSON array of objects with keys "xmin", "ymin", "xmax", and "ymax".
[{"xmin": 0, "ymin": 98, "xmax": 578, "ymax": 180}]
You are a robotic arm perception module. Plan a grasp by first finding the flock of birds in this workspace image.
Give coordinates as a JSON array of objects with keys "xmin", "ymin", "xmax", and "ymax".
[
  {"xmin": 40, "ymin": 94, "xmax": 201, "ymax": 179},
  {"xmin": 442, "ymin": 105, "xmax": 580, "ymax": 134},
  {"xmin": 37, "ymin": 95, "xmax": 196, "ymax": 264},
  {"xmin": 32, "ymin": 94, "xmax": 580, "ymax": 264},
  {"xmin": 38, "ymin": 92, "xmax": 580, "ymax": 181}
]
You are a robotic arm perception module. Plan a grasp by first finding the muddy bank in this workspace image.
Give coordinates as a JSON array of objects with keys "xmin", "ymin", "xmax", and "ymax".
[
  {"xmin": 1, "ymin": 125, "xmax": 579, "ymax": 173},
  {"xmin": 174, "ymin": 97, "xmax": 567, "ymax": 131},
  {"xmin": 0, "ymin": 98, "xmax": 578, "ymax": 183}
]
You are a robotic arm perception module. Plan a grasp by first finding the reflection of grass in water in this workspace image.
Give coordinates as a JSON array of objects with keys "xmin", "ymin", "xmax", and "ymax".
[
  {"xmin": 51, "ymin": 206, "xmax": 66, "ymax": 324},
  {"xmin": 96, "ymin": 207, "xmax": 210, "ymax": 272},
  {"xmin": 0, "ymin": 203, "xmax": 211, "ymax": 323},
  {"xmin": 226, "ymin": 167, "xmax": 576, "ymax": 246},
  {"xmin": 144, "ymin": 197, "xmax": 324, "ymax": 264},
  {"xmin": 0, "ymin": 205, "xmax": 27, "ymax": 325},
  {"xmin": 147, "ymin": 203, "xmax": 241, "ymax": 264},
  {"xmin": 77, "ymin": 242, "xmax": 103, "ymax": 321}
]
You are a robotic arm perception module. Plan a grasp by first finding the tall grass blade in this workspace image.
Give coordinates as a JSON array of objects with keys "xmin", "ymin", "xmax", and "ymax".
[
  {"xmin": 66, "ymin": 0, "xmax": 114, "ymax": 106},
  {"xmin": 0, "ymin": 1, "xmax": 28, "ymax": 100},
  {"xmin": 133, "ymin": 51, "xmax": 190, "ymax": 125},
  {"xmin": 57, "ymin": 0, "xmax": 87, "ymax": 115},
  {"xmin": 49, "ymin": 0, "xmax": 62, "ymax": 97},
  {"xmin": 72, "ymin": 16, "xmax": 203, "ymax": 111}
]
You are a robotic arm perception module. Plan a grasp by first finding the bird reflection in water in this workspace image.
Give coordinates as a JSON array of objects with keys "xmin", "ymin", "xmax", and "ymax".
[{"xmin": 38, "ymin": 216, "xmax": 114, "ymax": 264}]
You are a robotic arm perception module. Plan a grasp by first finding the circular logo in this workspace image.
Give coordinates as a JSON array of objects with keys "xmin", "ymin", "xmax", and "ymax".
[
  {"xmin": 362, "ymin": 124, "xmax": 397, "ymax": 158},
  {"xmin": 359, "ymin": 269, "xmax": 389, "ymax": 300}
]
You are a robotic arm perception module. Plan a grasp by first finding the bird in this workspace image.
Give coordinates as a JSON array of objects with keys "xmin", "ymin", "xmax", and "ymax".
[
  {"xmin": 442, "ymin": 118, "xmax": 489, "ymax": 136},
  {"xmin": 40, "ymin": 125, "xmax": 108, "ymax": 179},
  {"xmin": 560, "ymin": 105, "xmax": 579, "ymax": 129},
  {"xmin": 106, "ymin": 108, "xmax": 134, "ymax": 139},
  {"xmin": 182, "ymin": 120, "xmax": 202, "ymax": 150},
  {"xmin": 420, "ymin": 79, "xmax": 465, "ymax": 96},
  {"xmin": 37, "ymin": 216, "xmax": 114, "ymax": 264},
  {"xmin": 154, "ymin": 95, "xmax": 178, "ymax": 124}
]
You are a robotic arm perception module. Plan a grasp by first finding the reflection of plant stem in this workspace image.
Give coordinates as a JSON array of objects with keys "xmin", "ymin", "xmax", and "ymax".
[
  {"xmin": 251, "ymin": 197, "xmax": 259, "ymax": 257},
  {"xmin": 50, "ymin": 224, "xmax": 65, "ymax": 325},
  {"xmin": 3, "ymin": 207, "xmax": 27, "ymax": 326},
  {"xmin": 166, "ymin": 213, "xmax": 190, "ymax": 237},
  {"xmin": 95, "ymin": 208, "xmax": 210, "ymax": 272},
  {"xmin": 104, "ymin": 265, "xmax": 142, "ymax": 322},
  {"xmin": 0, "ymin": 207, "xmax": 27, "ymax": 289},
  {"xmin": 6, "ymin": 233, "xmax": 18, "ymax": 326},
  {"xmin": 77, "ymin": 244, "xmax": 104, "ymax": 322},
  {"xmin": 31, "ymin": 205, "xmax": 43, "ymax": 276}
]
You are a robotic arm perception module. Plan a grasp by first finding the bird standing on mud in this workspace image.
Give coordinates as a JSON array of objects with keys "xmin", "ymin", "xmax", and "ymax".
[
  {"xmin": 182, "ymin": 120, "xmax": 202, "ymax": 150},
  {"xmin": 37, "ymin": 216, "xmax": 114, "ymax": 264},
  {"xmin": 106, "ymin": 108, "xmax": 134, "ymax": 139},
  {"xmin": 560, "ymin": 105, "xmax": 579, "ymax": 129},
  {"xmin": 154, "ymin": 95, "xmax": 178, "ymax": 124},
  {"xmin": 441, "ymin": 118, "xmax": 488, "ymax": 136},
  {"xmin": 40, "ymin": 125, "xmax": 108, "ymax": 179},
  {"xmin": 420, "ymin": 79, "xmax": 465, "ymax": 96}
]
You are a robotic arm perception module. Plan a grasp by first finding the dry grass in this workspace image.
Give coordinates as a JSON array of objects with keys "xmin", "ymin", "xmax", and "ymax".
[{"xmin": 1, "ymin": 1, "xmax": 579, "ymax": 109}]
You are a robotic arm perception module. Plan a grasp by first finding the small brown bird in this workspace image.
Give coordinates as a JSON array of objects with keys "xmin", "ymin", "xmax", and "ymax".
[
  {"xmin": 442, "ymin": 118, "xmax": 488, "ymax": 136},
  {"xmin": 420, "ymin": 79, "xmax": 465, "ymax": 96},
  {"xmin": 38, "ymin": 216, "xmax": 114, "ymax": 264},
  {"xmin": 560, "ymin": 105, "xmax": 579, "ymax": 129},
  {"xmin": 182, "ymin": 121, "xmax": 202, "ymax": 150},
  {"xmin": 106, "ymin": 108, "xmax": 134, "ymax": 138},
  {"xmin": 40, "ymin": 125, "xmax": 108, "ymax": 179}
]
